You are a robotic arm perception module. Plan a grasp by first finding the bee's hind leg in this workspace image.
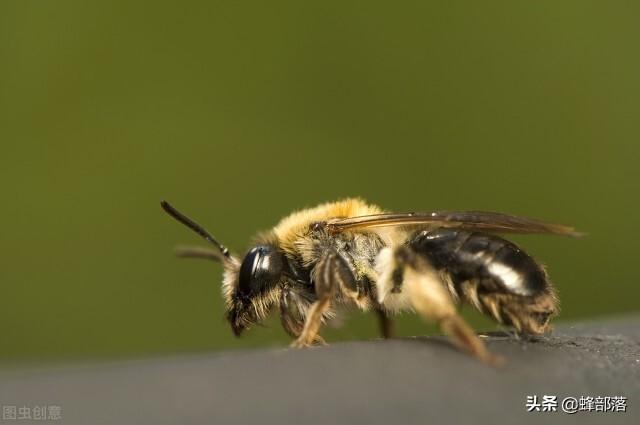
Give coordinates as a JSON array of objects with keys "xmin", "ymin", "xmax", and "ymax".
[{"xmin": 389, "ymin": 246, "xmax": 504, "ymax": 366}]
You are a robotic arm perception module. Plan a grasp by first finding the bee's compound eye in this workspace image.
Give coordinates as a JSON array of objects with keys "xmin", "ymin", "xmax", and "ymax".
[{"xmin": 238, "ymin": 245, "xmax": 283, "ymax": 297}]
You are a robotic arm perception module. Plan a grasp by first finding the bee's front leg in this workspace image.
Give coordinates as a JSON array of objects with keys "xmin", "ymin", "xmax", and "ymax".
[
  {"xmin": 280, "ymin": 290, "xmax": 326, "ymax": 346},
  {"xmin": 290, "ymin": 249, "xmax": 354, "ymax": 348},
  {"xmin": 290, "ymin": 298, "xmax": 332, "ymax": 348}
]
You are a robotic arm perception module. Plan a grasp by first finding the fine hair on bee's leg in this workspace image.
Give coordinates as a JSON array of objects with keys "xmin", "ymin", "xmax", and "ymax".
[
  {"xmin": 460, "ymin": 283, "xmax": 559, "ymax": 338},
  {"xmin": 290, "ymin": 249, "xmax": 356, "ymax": 348},
  {"xmin": 279, "ymin": 290, "xmax": 304, "ymax": 339},
  {"xmin": 383, "ymin": 246, "xmax": 503, "ymax": 365}
]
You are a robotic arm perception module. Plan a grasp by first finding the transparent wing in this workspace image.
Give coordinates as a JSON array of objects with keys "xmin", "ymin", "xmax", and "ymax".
[{"xmin": 326, "ymin": 211, "xmax": 582, "ymax": 237}]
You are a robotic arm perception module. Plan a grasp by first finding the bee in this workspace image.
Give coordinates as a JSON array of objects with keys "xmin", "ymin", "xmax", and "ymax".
[{"xmin": 161, "ymin": 198, "xmax": 580, "ymax": 364}]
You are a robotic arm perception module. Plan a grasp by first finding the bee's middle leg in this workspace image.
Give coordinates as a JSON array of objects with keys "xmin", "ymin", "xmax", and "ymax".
[{"xmin": 374, "ymin": 306, "xmax": 395, "ymax": 339}]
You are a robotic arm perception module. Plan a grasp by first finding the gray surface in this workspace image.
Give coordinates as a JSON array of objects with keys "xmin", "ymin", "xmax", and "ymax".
[{"xmin": 1, "ymin": 316, "xmax": 639, "ymax": 425}]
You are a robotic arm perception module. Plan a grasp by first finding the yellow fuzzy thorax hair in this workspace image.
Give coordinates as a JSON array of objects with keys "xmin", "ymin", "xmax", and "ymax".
[{"xmin": 272, "ymin": 198, "xmax": 384, "ymax": 257}]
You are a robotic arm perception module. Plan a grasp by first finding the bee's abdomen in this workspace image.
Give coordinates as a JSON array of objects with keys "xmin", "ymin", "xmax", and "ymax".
[{"xmin": 409, "ymin": 229, "xmax": 548, "ymax": 297}]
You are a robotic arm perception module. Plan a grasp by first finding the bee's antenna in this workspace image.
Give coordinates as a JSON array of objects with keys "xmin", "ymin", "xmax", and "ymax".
[
  {"xmin": 174, "ymin": 246, "xmax": 224, "ymax": 262},
  {"xmin": 160, "ymin": 200, "xmax": 230, "ymax": 258}
]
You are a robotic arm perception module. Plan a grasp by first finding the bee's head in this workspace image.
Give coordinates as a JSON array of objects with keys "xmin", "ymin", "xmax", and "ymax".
[
  {"xmin": 223, "ymin": 245, "xmax": 284, "ymax": 335},
  {"xmin": 160, "ymin": 201, "xmax": 285, "ymax": 336}
]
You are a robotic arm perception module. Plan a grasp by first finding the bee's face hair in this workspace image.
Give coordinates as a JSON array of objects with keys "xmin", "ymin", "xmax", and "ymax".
[{"xmin": 222, "ymin": 245, "xmax": 284, "ymax": 335}]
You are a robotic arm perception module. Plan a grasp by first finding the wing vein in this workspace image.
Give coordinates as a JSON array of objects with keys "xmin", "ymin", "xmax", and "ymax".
[{"xmin": 326, "ymin": 211, "xmax": 582, "ymax": 237}]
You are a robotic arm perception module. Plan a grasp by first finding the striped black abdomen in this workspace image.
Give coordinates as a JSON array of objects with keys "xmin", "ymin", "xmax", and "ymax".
[{"xmin": 409, "ymin": 229, "xmax": 549, "ymax": 297}]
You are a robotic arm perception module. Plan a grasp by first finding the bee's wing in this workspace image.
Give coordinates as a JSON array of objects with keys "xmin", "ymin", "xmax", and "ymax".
[{"xmin": 326, "ymin": 211, "xmax": 582, "ymax": 237}]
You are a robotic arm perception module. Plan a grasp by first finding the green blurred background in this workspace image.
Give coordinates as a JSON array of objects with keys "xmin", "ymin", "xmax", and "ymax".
[{"xmin": 1, "ymin": 1, "xmax": 638, "ymax": 365}]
